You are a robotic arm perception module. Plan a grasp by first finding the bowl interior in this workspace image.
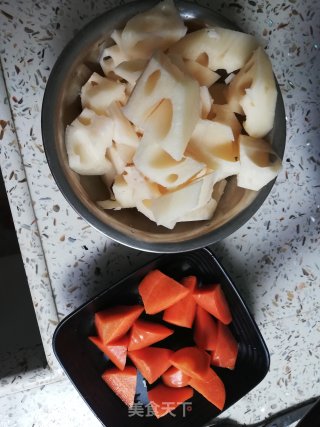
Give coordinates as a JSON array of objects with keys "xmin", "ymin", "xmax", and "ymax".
[
  {"xmin": 42, "ymin": 0, "xmax": 286, "ymax": 251},
  {"xmin": 53, "ymin": 248, "xmax": 270, "ymax": 427}
]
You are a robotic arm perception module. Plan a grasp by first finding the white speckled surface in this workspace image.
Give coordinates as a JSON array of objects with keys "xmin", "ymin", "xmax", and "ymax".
[
  {"xmin": 0, "ymin": 0, "xmax": 319, "ymax": 425},
  {"xmin": 0, "ymin": 64, "xmax": 63, "ymax": 396}
]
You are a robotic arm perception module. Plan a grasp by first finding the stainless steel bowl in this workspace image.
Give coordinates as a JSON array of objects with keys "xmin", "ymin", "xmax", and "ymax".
[{"xmin": 41, "ymin": 0, "xmax": 286, "ymax": 253}]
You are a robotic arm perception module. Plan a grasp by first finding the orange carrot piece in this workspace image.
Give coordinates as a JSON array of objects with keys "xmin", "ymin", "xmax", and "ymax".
[
  {"xmin": 148, "ymin": 384, "xmax": 193, "ymax": 418},
  {"xmin": 193, "ymin": 284, "xmax": 232, "ymax": 325},
  {"xmin": 101, "ymin": 366, "xmax": 137, "ymax": 408},
  {"xmin": 95, "ymin": 305, "xmax": 143, "ymax": 344},
  {"xmin": 89, "ymin": 335, "xmax": 128, "ymax": 370},
  {"xmin": 128, "ymin": 319, "xmax": 173, "ymax": 351},
  {"xmin": 193, "ymin": 305, "xmax": 217, "ymax": 351},
  {"xmin": 170, "ymin": 346, "xmax": 211, "ymax": 381},
  {"xmin": 128, "ymin": 346, "xmax": 173, "ymax": 384},
  {"xmin": 162, "ymin": 366, "xmax": 191, "ymax": 388},
  {"xmin": 211, "ymin": 321, "xmax": 239, "ymax": 370},
  {"xmin": 189, "ymin": 368, "xmax": 226, "ymax": 411},
  {"xmin": 163, "ymin": 276, "xmax": 197, "ymax": 328},
  {"xmin": 138, "ymin": 270, "xmax": 190, "ymax": 314}
]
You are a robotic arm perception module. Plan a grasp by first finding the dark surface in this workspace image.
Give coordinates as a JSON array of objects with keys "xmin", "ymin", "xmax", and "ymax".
[
  {"xmin": 0, "ymin": 169, "xmax": 20, "ymax": 257},
  {"xmin": 0, "ymin": 169, "xmax": 46, "ymax": 376},
  {"xmin": 53, "ymin": 248, "xmax": 270, "ymax": 427},
  {"xmin": 297, "ymin": 398, "xmax": 320, "ymax": 427}
]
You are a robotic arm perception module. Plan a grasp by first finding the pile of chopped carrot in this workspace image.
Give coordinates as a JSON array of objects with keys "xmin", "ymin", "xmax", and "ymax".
[{"xmin": 89, "ymin": 269, "xmax": 238, "ymax": 418}]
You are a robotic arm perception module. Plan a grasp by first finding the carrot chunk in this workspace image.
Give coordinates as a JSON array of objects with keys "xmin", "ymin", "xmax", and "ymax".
[
  {"xmin": 128, "ymin": 346, "xmax": 173, "ymax": 384},
  {"xmin": 163, "ymin": 276, "xmax": 197, "ymax": 328},
  {"xmin": 189, "ymin": 368, "xmax": 226, "ymax": 411},
  {"xmin": 95, "ymin": 305, "xmax": 143, "ymax": 344},
  {"xmin": 211, "ymin": 321, "xmax": 239, "ymax": 370},
  {"xmin": 162, "ymin": 366, "xmax": 191, "ymax": 388},
  {"xmin": 128, "ymin": 319, "xmax": 173, "ymax": 351},
  {"xmin": 170, "ymin": 346, "xmax": 211, "ymax": 380},
  {"xmin": 193, "ymin": 284, "xmax": 232, "ymax": 324},
  {"xmin": 138, "ymin": 270, "xmax": 190, "ymax": 314},
  {"xmin": 89, "ymin": 334, "xmax": 128, "ymax": 370},
  {"xmin": 148, "ymin": 384, "xmax": 193, "ymax": 418},
  {"xmin": 193, "ymin": 305, "xmax": 217, "ymax": 350},
  {"xmin": 101, "ymin": 366, "xmax": 137, "ymax": 408}
]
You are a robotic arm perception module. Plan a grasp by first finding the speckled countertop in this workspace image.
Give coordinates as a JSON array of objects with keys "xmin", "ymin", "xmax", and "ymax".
[{"xmin": 0, "ymin": 0, "xmax": 319, "ymax": 425}]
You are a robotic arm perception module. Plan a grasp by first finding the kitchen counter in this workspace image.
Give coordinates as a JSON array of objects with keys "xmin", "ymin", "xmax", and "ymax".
[{"xmin": 0, "ymin": 0, "xmax": 319, "ymax": 425}]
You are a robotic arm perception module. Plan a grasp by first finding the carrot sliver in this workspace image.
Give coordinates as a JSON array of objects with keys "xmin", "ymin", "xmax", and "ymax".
[
  {"xmin": 211, "ymin": 321, "xmax": 239, "ymax": 370},
  {"xmin": 138, "ymin": 270, "xmax": 190, "ymax": 314},
  {"xmin": 193, "ymin": 305, "xmax": 217, "ymax": 351},
  {"xmin": 95, "ymin": 305, "xmax": 144, "ymax": 344},
  {"xmin": 163, "ymin": 276, "xmax": 197, "ymax": 328},
  {"xmin": 128, "ymin": 319, "xmax": 173, "ymax": 351},
  {"xmin": 148, "ymin": 384, "xmax": 193, "ymax": 418},
  {"xmin": 189, "ymin": 368, "xmax": 226, "ymax": 411},
  {"xmin": 193, "ymin": 284, "xmax": 232, "ymax": 325},
  {"xmin": 89, "ymin": 335, "xmax": 128, "ymax": 370},
  {"xmin": 102, "ymin": 366, "xmax": 137, "ymax": 408},
  {"xmin": 128, "ymin": 347, "xmax": 173, "ymax": 384}
]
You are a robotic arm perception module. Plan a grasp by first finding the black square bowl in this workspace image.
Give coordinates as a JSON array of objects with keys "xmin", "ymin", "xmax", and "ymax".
[{"xmin": 53, "ymin": 248, "xmax": 270, "ymax": 427}]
